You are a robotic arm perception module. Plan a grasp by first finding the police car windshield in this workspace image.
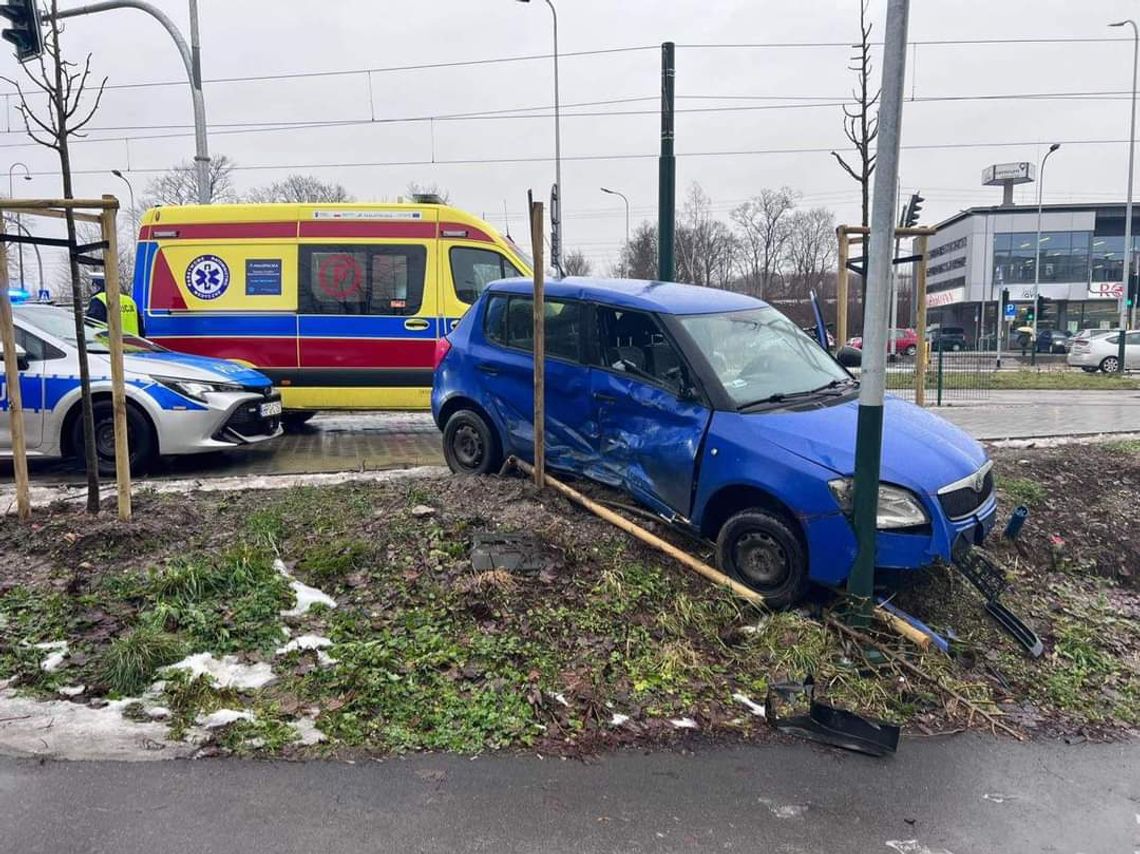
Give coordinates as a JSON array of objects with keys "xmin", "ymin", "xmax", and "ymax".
[{"xmin": 16, "ymin": 305, "xmax": 163, "ymax": 354}]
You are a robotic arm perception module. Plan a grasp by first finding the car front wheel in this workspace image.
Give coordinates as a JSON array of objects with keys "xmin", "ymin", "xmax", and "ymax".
[
  {"xmin": 716, "ymin": 510, "xmax": 809, "ymax": 609},
  {"xmin": 442, "ymin": 409, "xmax": 501, "ymax": 475},
  {"xmin": 904, "ymin": 345, "xmax": 917, "ymax": 356},
  {"xmin": 1101, "ymin": 356, "xmax": 1121, "ymax": 374},
  {"xmin": 73, "ymin": 399, "xmax": 156, "ymax": 475}
]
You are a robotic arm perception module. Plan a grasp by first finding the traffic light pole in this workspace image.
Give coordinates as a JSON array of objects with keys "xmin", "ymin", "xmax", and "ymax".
[
  {"xmin": 658, "ymin": 41, "xmax": 675, "ymax": 282},
  {"xmin": 53, "ymin": 0, "xmax": 212, "ymax": 204}
]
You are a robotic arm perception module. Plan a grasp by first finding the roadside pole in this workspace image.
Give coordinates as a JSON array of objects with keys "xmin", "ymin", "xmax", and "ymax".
[
  {"xmin": 846, "ymin": 0, "xmax": 910, "ymax": 621},
  {"xmin": 529, "ymin": 197, "xmax": 546, "ymax": 489},
  {"xmin": 100, "ymin": 195, "xmax": 132, "ymax": 521},
  {"xmin": 836, "ymin": 227, "xmax": 849, "ymax": 347},
  {"xmin": 658, "ymin": 41, "xmax": 675, "ymax": 282},
  {"xmin": 914, "ymin": 234, "xmax": 929, "ymax": 406},
  {"xmin": 0, "ymin": 217, "xmax": 31, "ymax": 520}
]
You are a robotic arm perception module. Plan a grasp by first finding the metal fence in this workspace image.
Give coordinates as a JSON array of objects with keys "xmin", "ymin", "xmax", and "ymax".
[{"xmin": 884, "ymin": 348, "xmax": 995, "ymax": 404}]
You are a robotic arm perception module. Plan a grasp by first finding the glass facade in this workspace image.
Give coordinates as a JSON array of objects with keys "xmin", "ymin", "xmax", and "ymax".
[{"xmin": 994, "ymin": 230, "xmax": 1140, "ymax": 285}]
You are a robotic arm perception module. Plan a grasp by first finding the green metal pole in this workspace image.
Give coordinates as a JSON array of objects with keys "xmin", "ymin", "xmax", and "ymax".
[
  {"xmin": 936, "ymin": 340, "xmax": 944, "ymax": 406},
  {"xmin": 658, "ymin": 41, "xmax": 675, "ymax": 282},
  {"xmin": 847, "ymin": 0, "xmax": 911, "ymax": 625}
]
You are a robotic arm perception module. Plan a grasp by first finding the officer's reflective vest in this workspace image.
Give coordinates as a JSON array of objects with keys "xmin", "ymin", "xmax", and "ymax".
[{"xmin": 93, "ymin": 291, "xmax": 141, "ymax": 336}]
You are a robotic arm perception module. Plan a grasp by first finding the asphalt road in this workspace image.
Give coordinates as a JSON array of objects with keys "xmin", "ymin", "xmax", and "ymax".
[{"xmin": 0, "ymin": 736, "xmax": 1136, "ymax": 853}]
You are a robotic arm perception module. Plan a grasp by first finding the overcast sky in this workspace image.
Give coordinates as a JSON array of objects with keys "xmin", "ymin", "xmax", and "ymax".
[{"xmin": 3, "ymin": 0, "xmax": 1140, "ymax": 275}]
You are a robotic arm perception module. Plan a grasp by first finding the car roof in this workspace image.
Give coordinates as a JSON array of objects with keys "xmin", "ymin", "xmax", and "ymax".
[{"xmin": 484, "ymin": 276, "xmax": 766, "ymax": 315}]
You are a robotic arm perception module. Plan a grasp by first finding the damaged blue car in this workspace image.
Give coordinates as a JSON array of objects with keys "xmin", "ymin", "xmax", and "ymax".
[{"xmin": 431, "ymin": 278, "xmax": 996, "ymax": 607}]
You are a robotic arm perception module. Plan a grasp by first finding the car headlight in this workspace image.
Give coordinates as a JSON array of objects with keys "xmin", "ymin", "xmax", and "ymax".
[
  {"xmin": 154, "ymin": 376, "xmax": 243, "ymax": 403},
  {"xmin": 828, "ymin": 478, "xmax": 929, "ymax": 529}
]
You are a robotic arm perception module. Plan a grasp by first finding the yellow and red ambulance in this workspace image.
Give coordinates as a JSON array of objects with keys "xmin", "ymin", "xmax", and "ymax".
[{"xmin": 133, "ymin": 202, "xmax": 531, "ymax": 415}]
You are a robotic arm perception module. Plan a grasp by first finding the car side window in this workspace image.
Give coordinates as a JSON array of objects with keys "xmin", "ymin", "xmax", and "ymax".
[
  {"xmin": 484, "ymin": 295, "xmax": 582, "ymax": 362},
  {"xmin": 13, "ymin": 328, "xmax": 64, "ymax": 362},
  {"xmin": 1127, "ymin": 331, "xmax": 1140, "ymax": 345},
  {"xmin": 450, "ymin": 247, "xmax": 523, "ymax": 305},
  {"xmin": 593, "ymin": 306, "xmax": 685, "ymax": 393},
  {"xmin": 300, "ymin": 244, "xmax": 427, "ymax": 317}
]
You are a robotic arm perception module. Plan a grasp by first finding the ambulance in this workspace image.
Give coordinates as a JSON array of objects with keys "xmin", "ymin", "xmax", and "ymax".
[{"xmin": 134, "ymin": 200, "xmax": 532, "ymax": 424}]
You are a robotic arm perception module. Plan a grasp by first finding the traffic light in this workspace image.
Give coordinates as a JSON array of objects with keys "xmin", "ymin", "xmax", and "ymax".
[
  {"xmin": 1038, "ymin": 296, "xmax": 1053, "ymax": 325},
  {"xmin": 0, "ymin": 0, "xmax": 42, "ymax": 63},
  {"xmin": 904, "ymin": 192, "xmax": 924, "ymax": 228},
  {"xmin": 1129, "ymin": 271, "xmax": 1139, "ymax": 309},
  {"xmin": 1025, "ymin": 303, "xmax": 1035, "ymax": 323}
]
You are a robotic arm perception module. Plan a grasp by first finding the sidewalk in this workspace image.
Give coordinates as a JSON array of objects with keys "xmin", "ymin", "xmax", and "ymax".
[{"xmin": 911, "ymin": 389, "xmax": 1140, "ymax": 440}]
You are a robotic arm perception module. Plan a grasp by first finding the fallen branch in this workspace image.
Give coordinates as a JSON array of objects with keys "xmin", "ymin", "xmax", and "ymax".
[{"xmin": 826, "ymin": 617, "xmax": 1025, "ymax": 741}]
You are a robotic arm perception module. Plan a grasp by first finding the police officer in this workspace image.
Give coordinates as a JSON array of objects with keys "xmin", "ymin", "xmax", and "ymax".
[{"xmin": 86, "ymin": 275, "xmax": 144, "ymax": 337}]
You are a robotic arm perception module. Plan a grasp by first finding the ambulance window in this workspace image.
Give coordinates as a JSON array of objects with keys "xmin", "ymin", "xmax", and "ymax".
[
  {"xmin": 300, "ymin": 245, "xmax": 426, "ymax": 316},
  {"xmin": 450, "ymin": 247, "xmax": 522, "ymax": 305}
]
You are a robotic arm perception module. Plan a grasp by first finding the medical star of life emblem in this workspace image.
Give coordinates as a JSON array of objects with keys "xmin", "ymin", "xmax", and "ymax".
[{"xmin": 185, "ymin": 254, "xmax": 230, "ymax": 300}]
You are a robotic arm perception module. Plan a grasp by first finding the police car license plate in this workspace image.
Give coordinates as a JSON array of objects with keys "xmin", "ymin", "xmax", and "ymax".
[{"xmin": 259, "ymin": 400, "xmax": 283, "ymax": 418}]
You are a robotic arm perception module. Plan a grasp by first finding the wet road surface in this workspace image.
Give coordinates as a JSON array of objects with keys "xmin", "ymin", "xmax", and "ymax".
[{"xmin": 1, "ymin": 736, "xmax": 1136, "ymax": 853}]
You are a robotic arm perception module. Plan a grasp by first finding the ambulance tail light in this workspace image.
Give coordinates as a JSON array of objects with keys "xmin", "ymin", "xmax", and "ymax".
[{"xmin": 433, "ymin": 336, "xmax": 452, "ymax": 370}]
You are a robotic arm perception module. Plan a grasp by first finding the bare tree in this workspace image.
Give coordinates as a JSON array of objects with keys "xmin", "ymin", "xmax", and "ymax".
[
  {"xmin": 617, "ymin": 222, "xmax": 658, "ymax": 279},
  {"xmin": 675, "ymin": 184, "xmax": 736, "ymax": 288},
  {"xmin": 785, "ymin": 207, "xmax": 838, "ymax": 301},
  {"xmin": 246, "ymin": 174, "xmax": 353, "ymax": 203},
  {"xmin": 830, "ymin": 0, "xmax": 880, "ymax": 228},
  {"xmin": 405, "ymin": 181, "xmax": 451, "ymax": 203},
  {"xmin": 142, "ymin": 155, "xmax": 238, "ymax": 208},
  {"xmin": 2, "ymin": 0, "xmax": 107, "ymax": 511},
  {"xmin": 562, "ymin": 249, "xmax": 592, "ymax": 276},
  {"xmin": 731, "ymin": 187, "xmax": 800, "ymax": 297}
]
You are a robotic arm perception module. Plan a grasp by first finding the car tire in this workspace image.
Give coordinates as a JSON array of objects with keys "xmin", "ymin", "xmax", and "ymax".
[
  {"xmin": 716, "ymin": 510, "xmax": 810, "ymax": 609},
  {"xmin": 1081, "ymin": 367, "xmax": 1098, "ymax": 373},
  {"xmin": 1101, "ymin": 356, "xmax": 1121, "ymax": 374},
  {"xmin": 904, "ymin": 345, "xmax": 917, "ymax": 356},
  {"xmin": 281, "ymin": 412, "xmax": 316, "ymax": 433},
  {"xmin": 442, "ymin": 409, "xmax": 501, "ymax": 475},
  {"xmin": 73, "ymin": 399, "xmax": 156, "ymax": 476}
]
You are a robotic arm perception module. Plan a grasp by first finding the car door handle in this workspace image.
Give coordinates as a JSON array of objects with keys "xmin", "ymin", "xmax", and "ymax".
[
  {"xmin": 477, "ymin": 363, "xmax": 499, "ymax": 375},
  {"xmin": 404, "ymin": 318, "xmax": 430, "ymax": 331},
  {"xmin": 593, "ymin": 392, "xmax": 617, "ymax": 403}
]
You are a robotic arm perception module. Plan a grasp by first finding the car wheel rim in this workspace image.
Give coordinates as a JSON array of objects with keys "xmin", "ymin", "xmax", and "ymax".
[
  {"xmin": 1104, "ymin": 358, "xmax": 1119, "ymax": 372},
  {"xmin": 95, "ymin": 422, "xmax": 117, "ymax": 458},
  {"xmin": 733, "ymin": 531, "xmax": 790, "ymax": 588},
  {"xmin": 453, "ymin": 424, "xmax": 484, "ymax": 469}
]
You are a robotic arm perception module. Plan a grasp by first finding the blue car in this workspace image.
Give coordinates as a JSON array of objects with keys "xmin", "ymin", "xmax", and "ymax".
[{"xmin": 431, "ymin": 278, "xmax": 996, "ymax": 607}]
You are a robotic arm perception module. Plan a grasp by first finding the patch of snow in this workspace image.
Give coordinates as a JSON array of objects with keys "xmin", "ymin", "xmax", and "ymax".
[
  {"xmin": 411, "ymin": 504, "xmax": 436, "ymax": 517},
  {"xmin": 199, "ymin": 709, "xmax": 255, "ymax": 729},
  {"xmin": 292, "ymin": 716, "xmax": 327, "ymax": 746},
  {"xmin": 982, "ymin": 793, "xmax": 1015, "ymax": 804},
  {"xmin": 163, "ymin": 652, "xmax": 276, "ymax": 691},
  {"xmin": 282, "ymin": 580, "xmax": 337, "ymax": 617},
  {"xmin": 3, "ymin": 466, "xmax": 450, "ymax": 515},
  {"xmin": 732, "ymin": 692, "xmax": 766, "ymax": 718},
  {"xmin": 273, "ymin": 558, "xmax": 289, "ymax": 576},
  {"xmin": 56, "ymin": 685, "xmax": 85, "ymax": 698},
  {"xmin": 35, "ymin": 641, "xmax": 69, "ymax": 673},
  {"xmin": 885, "ymin": 841, "xmax": 955, "ymax": 854},
  {"xmin": 609, "ymin": 713, "xmax": 630, "ymax": 726},
  {"xmin": 0, "ymin": 688, "xmax": 192, "ymax": 761},
  {"xmin": 758, "ymin": 799, "xmax": 808, "ymax": 819},
  {"xmin": 276, "ymin": 635, "xmax": 333, "ymax": 655},
  {"xmin": 989, "ymin": 431, "xmax": 1140, "ymax": 449},
  {"xmin": 669, "ymin": 717, "xmax": 698, "ymax": 730},
  {"xmin": 147, "ymin": 706, "xmax": 171, "ymax": 721}
]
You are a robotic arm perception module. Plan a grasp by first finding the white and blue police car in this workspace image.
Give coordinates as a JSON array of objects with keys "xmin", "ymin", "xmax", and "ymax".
[{"xmin": 1, "ymin": 303, "xmax": 283, "ymax": 473}]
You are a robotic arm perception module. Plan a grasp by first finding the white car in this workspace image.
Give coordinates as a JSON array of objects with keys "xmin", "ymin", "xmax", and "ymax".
[
  {"xmin": 1, "ymin": 304, "xmax": 283, "ymax": 473},
  {"xmin": 1066, "ymin": 330, "xmax": 1140, "ymax": 374}
]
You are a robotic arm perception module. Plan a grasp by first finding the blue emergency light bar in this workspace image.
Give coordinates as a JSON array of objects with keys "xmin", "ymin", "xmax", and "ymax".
[{"xmin": 7, "ymin": 287, "xmax": 30, "ymax": 304}]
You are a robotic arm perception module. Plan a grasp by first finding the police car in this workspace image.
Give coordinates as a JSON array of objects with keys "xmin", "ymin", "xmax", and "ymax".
[{"xmin": 1, "ymin": 303, "xmax": 283, "ymax": 473}]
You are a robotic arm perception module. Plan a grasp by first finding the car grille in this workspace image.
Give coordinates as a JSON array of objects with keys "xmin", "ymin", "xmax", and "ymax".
[
  {"xmin": 938, "ymin": 466, "xmax": 994, "ymax": 520},
  {"xmin": 215, "ymin": 394, "xmax": 281, "ymax": 442}
]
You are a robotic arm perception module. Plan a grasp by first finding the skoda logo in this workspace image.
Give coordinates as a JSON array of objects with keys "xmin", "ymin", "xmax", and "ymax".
[{"xmin": 972, "ymin": 472, "xmax": 986, "ymax": 493}]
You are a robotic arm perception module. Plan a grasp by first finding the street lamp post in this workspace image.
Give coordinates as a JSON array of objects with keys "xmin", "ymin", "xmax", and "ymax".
[
  {"xmin": 1032, "ymin": 143, "xmax": 1061, "ymax": 366},
  {"xmin": 1111, "ymin": 20, "xmax": 1137, "ymax": 371},
  {"xmin": 600, "ymin": 186, "xmax": 630, "ymax": 273},
  {"xmin": 111, "ymin": 170, "xmax": 138, "ymax": 237},
  {"xmin": 517, "ymin": 0, "xmax": 562, "ymax": 274},
  {"xmin": 8, "ymin": 162, "xmax": 31, "ymax": 287}
]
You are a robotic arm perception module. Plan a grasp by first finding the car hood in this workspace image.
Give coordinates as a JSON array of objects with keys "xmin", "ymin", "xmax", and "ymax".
[
  {"xmin": 119, "ymin": 351, "xmax": 272, "ymax": 388},
  {"xmin": 747, "ymin": 394, "xmax": 986, "ymax": 493}
]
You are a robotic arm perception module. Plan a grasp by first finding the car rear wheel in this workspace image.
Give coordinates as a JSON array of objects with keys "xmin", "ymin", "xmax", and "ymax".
[
  {"xmin": 716, "ymin": 510, "xmax": 809, "ymax": 609},
  {"xmin": 73, "ymin": 400, "xmax": 156, "ymax": 476},
  {"xmin": 442, "ymin": 409, "xmax": 501, "ymax": 475},
  {"xmin": 1081, "ymin": 366, "xmax": 1098, "ymax": 374},
  {"xmin": 1101, "ymin": 356, "xmax": 1121, "ymax": 374}
]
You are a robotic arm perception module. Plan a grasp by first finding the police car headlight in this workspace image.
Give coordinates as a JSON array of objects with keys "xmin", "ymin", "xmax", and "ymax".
[
  {"xmin": 155, "ymin": 377, "xmax": 243, "ymax": 402},
  {"xmin": 828, "ymin": 478, "xmax": 929, "ymax": 529}
]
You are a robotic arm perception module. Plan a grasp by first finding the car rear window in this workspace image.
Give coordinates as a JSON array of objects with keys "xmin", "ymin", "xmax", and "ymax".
[{"xmin": 483, "ymin": 294, "xmax": 581, "ymax": 361}]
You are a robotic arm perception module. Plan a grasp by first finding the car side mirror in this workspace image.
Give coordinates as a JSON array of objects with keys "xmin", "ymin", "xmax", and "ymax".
[
  {"xmin": 0, "ymin": 344, "xmax": 29, "ymax": 371},
  {"xmin": 835, "ymin": 345, "xmax": 862, "ymax": 369}
]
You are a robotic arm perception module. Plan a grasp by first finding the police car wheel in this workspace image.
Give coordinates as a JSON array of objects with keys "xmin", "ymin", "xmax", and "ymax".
[
  {"xmin": 716, "ymin": 510, "xmax": 810, "ymax": 610},
  {"xmin": 75, "ymin": 400, "xmax": 156, "ymax": 475},
  {"xmin": 442, "ymin": 410, "xmax": 501, "ymax": 475}
]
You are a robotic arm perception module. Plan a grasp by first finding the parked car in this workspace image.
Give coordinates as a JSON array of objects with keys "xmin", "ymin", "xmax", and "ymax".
[
  {"xmin": 1067, "ymin": 330, "xmax": 1140, "ymax": 374},
  {"xmin": 432, "ymin": 278, "xmax": 997, "ymax": 608},
  {"xmin": 927, "ymin": 326, "xmax": 970, "ymax": 352},
  {"xmin": 1035, "ymin": 329, "xmax": 1070, "ymax": 354},
  {"xmin": 1, "ymin": 304, "xmax": 283, "ymax": 473},
  {"xmin": 846, "ymin": 328, "xmax": 918, "ymax": 356}
]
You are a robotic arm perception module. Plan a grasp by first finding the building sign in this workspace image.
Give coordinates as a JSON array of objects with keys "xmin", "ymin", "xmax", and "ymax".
[
  {"xmin": 926, "ymin": 286, "xmax": 966, "ymax": 308},
  {"xmin": 1088, "ymin": 282, "xmax": 1124, "ymax": 300},
  {"xmin": 982, "ymin": 162, "xmax": 1035, "ymax": 185}
]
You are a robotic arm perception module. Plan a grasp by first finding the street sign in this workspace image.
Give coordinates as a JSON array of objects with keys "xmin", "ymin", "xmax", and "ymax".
[{"xmin": 1004, "ymin": 302, "xmax": 1016, "ymax": 319}]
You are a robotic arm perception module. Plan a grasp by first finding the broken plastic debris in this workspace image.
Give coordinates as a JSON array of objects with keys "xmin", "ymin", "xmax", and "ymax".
[
  {"xmin": 885, "ymin": 841, "xmax": 955, "ymax": 854},
  {"xmin": 732, "ymin": 692, "xmax": 766, "ymax": 718},
  {"xmin": 669, "ymin": 717, "xmax": 698, "ymax": 729},
  {"xmin": 163, "ymin": 653, "xmax": 276, "ymax": 691},
  {"xmin": 199, "ymin": 709, "xmax": 255, "ymax": 729},
  {"xmin": 553, "ymin": 693, "xmax": 570, "ymax": 708},
  {"xmin": 282, "ymin": 580, "xmax": 337, "ymax": 617}
]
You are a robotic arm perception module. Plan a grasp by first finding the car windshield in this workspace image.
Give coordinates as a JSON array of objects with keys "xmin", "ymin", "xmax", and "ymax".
[
  {"xmin": 679, "ymin": 307, "xmax": 851, "ymax": 408},
  {"xmin": 16, "ymin": 305, "xmax": 163, "ymax": 355}
]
